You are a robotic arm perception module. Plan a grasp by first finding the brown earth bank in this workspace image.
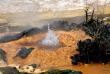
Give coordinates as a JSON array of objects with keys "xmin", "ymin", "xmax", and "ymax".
[{"xmin": 0, "ymin": 29, "xmax": 110, "ymax": 74}]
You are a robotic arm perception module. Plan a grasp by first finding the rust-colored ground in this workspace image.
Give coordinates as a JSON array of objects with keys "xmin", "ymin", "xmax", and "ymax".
[{"xmin": 0, "ymin": 29, "xmax": 110, "ymax": 74}]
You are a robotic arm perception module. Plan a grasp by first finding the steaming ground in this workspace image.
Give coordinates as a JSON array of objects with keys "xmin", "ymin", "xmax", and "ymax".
[
  {"xmin": 0, "ymin": 5, "xmax": 110, "ymax": 73},
  {"xmin": 0, "ymin": 5, "xmax": 110, "ymax": 32},
  {"xmin": 0, "ymin": 29, "xmax": 110, "ymax": 74},
  {"xmin": 0, "ymin": 30, "xmax": 91, "ymax": 69}
]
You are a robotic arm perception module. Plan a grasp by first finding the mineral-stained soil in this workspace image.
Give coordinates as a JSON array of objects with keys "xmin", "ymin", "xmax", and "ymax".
[{"xmin": 0, "ymin": 29, "xmax": 110, "ymax": 74}]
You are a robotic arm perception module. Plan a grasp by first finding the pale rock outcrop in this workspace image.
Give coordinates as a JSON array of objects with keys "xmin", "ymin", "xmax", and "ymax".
[
  {"xmin": 0, "ymin": 0, "xmax": 109, "ymax": 13},
  {"xmin": 0, "ymin": 19, "xmax": 8, "ymax": 25},
  {"xmin": 23, "ymin": 65, "xmax": 34, "ymax": 72}
]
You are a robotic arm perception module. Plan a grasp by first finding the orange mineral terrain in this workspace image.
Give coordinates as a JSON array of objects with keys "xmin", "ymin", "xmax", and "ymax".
[{"xmin": 0, "ymin": 29, "xmax": 110, "ymax": 74}]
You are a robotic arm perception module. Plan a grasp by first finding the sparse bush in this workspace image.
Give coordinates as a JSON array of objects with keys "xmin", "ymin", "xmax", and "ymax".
[{"xmin": 71, "ymin": 9, "xmax": 110, "ymax": 65}]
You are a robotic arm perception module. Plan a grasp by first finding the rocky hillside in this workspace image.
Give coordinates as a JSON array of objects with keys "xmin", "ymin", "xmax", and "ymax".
[{"xmin": 0, "ymin": 0, "xmax": 110, "ymax": 13}]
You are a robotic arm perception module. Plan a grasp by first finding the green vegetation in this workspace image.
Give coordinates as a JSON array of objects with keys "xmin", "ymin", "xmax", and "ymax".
[{"xmin": 40, "ymin": 69, "xmax": 82, "ymax": 74}]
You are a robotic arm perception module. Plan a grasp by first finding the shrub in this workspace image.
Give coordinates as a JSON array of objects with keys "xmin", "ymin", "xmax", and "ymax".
[{"xmin": 70, "ymin": 9, "xmax": 110, "ymax": 65}]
